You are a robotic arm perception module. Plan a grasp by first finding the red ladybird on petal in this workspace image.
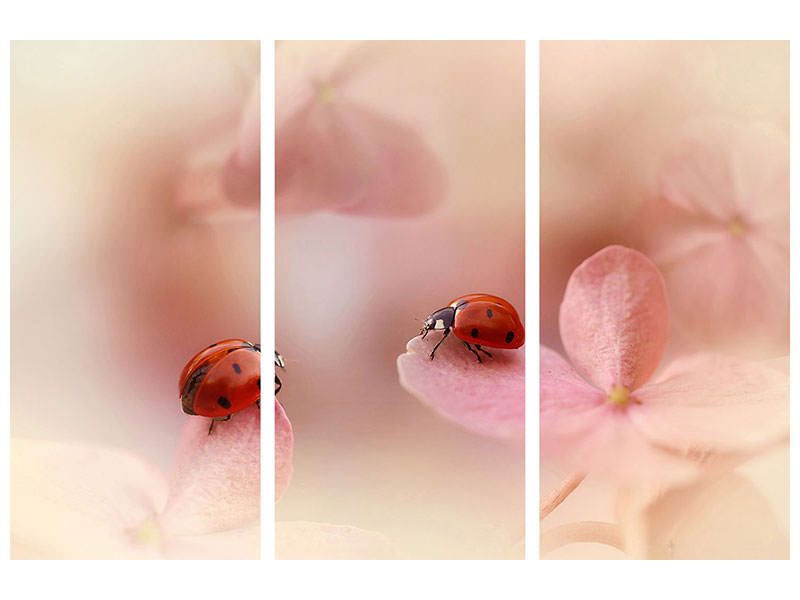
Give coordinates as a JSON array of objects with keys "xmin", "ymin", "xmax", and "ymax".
[
  {"xmin": 419, "ymin": 294, "xmax": 525, "ymax": 362},
  {"xmin": 179, "ymin": 339, "xmax": 261, "ymax": 434}
]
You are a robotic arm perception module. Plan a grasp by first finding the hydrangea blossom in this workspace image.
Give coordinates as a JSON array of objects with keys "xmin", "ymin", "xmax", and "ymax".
[
  {"xmin": 540, "ymin": 245, "xmax": 787, "ymax": 486},
  {"xmin": 644, "ymin": 120, "xmax": 788, "ymax": 355}
]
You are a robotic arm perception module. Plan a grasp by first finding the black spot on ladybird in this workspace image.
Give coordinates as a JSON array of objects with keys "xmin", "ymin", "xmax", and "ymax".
[
  {"xmin": 505, "ymin": 331, "xmax": 514, "ymax": 344},
  {"xmin": 486, "ymin": 308, "xmax": 493, "ymax": 318},
  {"xmin": 227, "ymin": 348, "xmax": 235, "ymax": 354},
  {"xmin": 471, "ymin": 328, "xmax": 479, "ymax": 338},
  {"xmin": 256, "ymin": 378, "xmax": 261, "ymax": 390},
  {"xmin": 233, "ymin": 363, "xmax": 241, "ymax": 374},
  {"xmin": 217, "ymin": 396, "xmax": 231, "ymax": 409}
]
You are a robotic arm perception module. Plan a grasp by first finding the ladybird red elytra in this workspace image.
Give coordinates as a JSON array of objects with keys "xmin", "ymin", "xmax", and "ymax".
[
  {"xmin": 419, "ymin": 293, "xmax": 525, "ymax": 362},
  {"xmin": 179, "ymin": 339, "xmax": 261, "ymax": 434}
]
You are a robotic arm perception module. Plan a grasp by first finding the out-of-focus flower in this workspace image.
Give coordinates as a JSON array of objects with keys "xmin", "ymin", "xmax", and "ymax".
[
  {"xmin": 617, "ymin": 457, "xmax": 789, "ymax": 559},
  {"xmin": 540, "ymin": 245, "xmax": 787, "ymax": 485},
  {"xmin": 11, "ymin": 404, "xmax": 260, "ymax": 559},
  {"xmin": 276, "ymin": 43, "xmax": 446, "ymax": 216},
  {"xmin": 397, "ymin": 335, "xmax": 524, "ymax": 440},
  {"xmin": 174, "ymin": 78, "xmax": 260, "ymax": 220},
  {"xmin": 643, "ymin": 120, "xmax": 789, "ymax": 356},
  {"xmin": 276, "ymin": 399, "xmax": 294, "ymax": 502}
]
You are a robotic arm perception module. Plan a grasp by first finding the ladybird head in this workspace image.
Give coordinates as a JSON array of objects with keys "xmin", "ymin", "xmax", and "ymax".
[{"xmin": 419, "ymin": 306, "xmax": 456, "ymax": 339}]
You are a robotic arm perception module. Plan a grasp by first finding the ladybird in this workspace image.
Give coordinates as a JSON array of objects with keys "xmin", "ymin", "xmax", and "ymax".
[
  {"xmin": 419, "ymin": 294, "xmax": 525, "ymax": 362},
  {"xmin": 274, "ymin": 350, "xmax": 285, "ymax": 395},
  {"xmin": 179, "ymin": 339, "xmax": 261, "ymax": 434}
]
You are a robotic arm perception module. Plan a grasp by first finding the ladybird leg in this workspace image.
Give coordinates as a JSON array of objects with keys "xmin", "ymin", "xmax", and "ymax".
[
  {"xmin": 429, "ymin": 328, "xmax": 450, "ymax": 360},
  {"xmin": 256, "ymin": 399, "xmax": 261, "ymax": 409},
  {"xmin": 462, "ymin": 342, "xmax": 482, "ymax": 363},
  {"xmin": 475, "ymin": 344, "xmax": 493, "ymax": 359},
  {"xmin": 275, "ymin": 374, "xmax": 282, "ymax": 395},
  {"xmin": 208, "ymin": 414, "xmax": 232, "ymax": 435}
]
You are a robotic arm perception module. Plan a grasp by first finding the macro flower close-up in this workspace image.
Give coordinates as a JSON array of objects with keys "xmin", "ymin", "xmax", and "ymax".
[{"xmin": 541, "ymin": 245, "xmax": 788, "ymax": 486}]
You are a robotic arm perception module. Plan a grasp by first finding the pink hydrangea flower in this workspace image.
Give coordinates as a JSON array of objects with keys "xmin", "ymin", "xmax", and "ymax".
[
  {"xmin": 540, "ymin": 245, "xmax": 787, "ymax": 485},
  {"xmin": 276, "ymin": 43, "xmax": 446, "ymax": 216},
  {"xmin": 397, "ymin": 335, "xmax": 524, "ymax": 440},
  {"xmin": 644, "ymin": 120, "xmax": 788, "ymax": 355},
  {"xmin": 11, "ymin": 403, "xmax": 262, "ymax": 559}
]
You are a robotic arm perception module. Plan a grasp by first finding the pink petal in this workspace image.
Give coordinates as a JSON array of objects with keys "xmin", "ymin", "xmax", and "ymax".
[
  {"xmin": 540, "ymin": 346, "xmax": 698, "ymax": 485},
  {"xmin": 653, "ymin": 229, "xmax": 788, "ymax": 354},
  {"xmin": 646, "ymin": 121, "xmax": 789, "ymax": 354},
  {"xmin": 658, "ymin": 122, "xmax": 739, "ymax": 221},
  {"xmin": 173, "ymin": 79, "xmax": 260, "ymax": 219},
  {"xmin": 222, "ymin": 80, "xmax": 260, "ymax": 207},
  {"xmin": 163, "ymin": 524, "xmax": 259, "ymax": 559},
  {"xmin": 631, "ymin": 354, "xmax": 788, "ymax": 454},
  {"xmin": 621, "ymin": 471, "xmax": 788, "ymax": 559},
  {"xmin": 276, "ymin": 96, "xmax": 446, "ymax": 216},
  {"xmin": 276, "ymin": 521, "xmax": 397, "ymax": 559},
  {"xmin": 397, "ymin": 335, "xmax": 524, "ymax": 439},
  {"xmin": 559, "ymin": 245, "xmax": 669, "ymax": 393},
  {"xmin": 159, "ymin": 403, "xmax": 259, "ymax": 536},
  {"xmin": 731, "ymin": 122, "xmax": 789, "ymax": 242},
  {"xmin": 11, "ymin": 439, "xmax": 168, "ymax": 559},
  {"xmin": 276, "ymin": 399, "xmax": 294, "ymax": 502}
]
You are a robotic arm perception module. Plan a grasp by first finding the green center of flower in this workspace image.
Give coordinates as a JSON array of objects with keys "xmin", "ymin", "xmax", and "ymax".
[
  {"xmin": 606, "ymin": 385, "xmax": 631, "ymax": 406},
  {"xmin": 729, "ymin": 218, "xmax": 746, "ymax": 236}
]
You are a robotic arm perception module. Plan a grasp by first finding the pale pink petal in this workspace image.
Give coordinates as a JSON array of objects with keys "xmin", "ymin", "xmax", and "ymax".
[
  {"xmin": 730, "ymin": 122, "xmax": 789, "ymax": 242},
  {"xmin": 222, "ymin": 81, "xmax": 260, "ymax": 206},
  {"xmin": 159, "ymin": 403, "xmax": 259, "ymax": 536},
  {"xmin": 621, "ymin": 472, "xmax": 788, "ymax": 559},
  {"xmin": 540, "ymin": 344, "xmax": 601, "ymax": 408},
  {"xmin": 540, "ymin": 347, "xmax": 698, "ymax": 485},
  {"xmin": 11, "ymin": 439, "xmax": 168, "ymax": 559},
  {"xmin": 397, "ymin": 335, "xmax": 524, "ymax": 439},
  {"xmin": 659, "ymin": 236, "xmax": 788, "ymax": 352},
  {"xmin": 631, "ymin": 354, "xmax": 788, "ymax": 453},
  {"xmin": 658, "ymin": 126, "xmax": 738, "ymax": 222},
  {"xmin": 276, "ymin": 521, "xmax": 397, "ymax": 559},
  {"xmin": 173, "ymin": 80, "xmax": 260, "ymax": 219},
  {"xmin": 276, "ymin": 399, "xmax": 294, "ymax": 502},
  {"xmin": 163, "ymin": 524, "xmax": 259, "ymax": 559},
  {"xmin": 276, "ymin": 96, "xmax": 446, "ymax": 216},
  {"xmin": 559, "ymin": 245, "xmax": 669, "ymax": 393}
]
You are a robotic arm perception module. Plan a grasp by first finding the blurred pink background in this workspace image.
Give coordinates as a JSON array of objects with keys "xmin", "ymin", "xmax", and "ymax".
[
  {"xmin": 275, "ymin": 41, "xmax": 524, "ymax": 558},
  {"xmin": 11, "ymin": 41, "xmax": 260, "ymax": 471}
]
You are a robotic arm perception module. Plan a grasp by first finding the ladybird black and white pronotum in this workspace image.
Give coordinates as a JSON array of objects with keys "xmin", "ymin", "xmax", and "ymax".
[
  {"xmin": 419, "ymin": 294, "xmax": 525, "ymax": 362},
  {"xmin": 274, "ymin": 350, "xmax": 285, "ymax": 395},
  {"xmin": 179, "ymin": 339, "xmax": 261, "ymax": 434}
]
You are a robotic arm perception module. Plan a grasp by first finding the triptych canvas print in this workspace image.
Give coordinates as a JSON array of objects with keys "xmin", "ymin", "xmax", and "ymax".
[{"xmin": 9, "ymin": 40, "xmax": 789, "ymax": 561}]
